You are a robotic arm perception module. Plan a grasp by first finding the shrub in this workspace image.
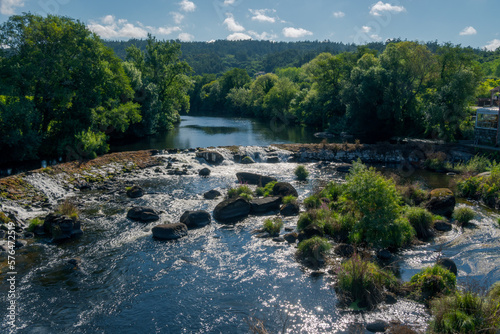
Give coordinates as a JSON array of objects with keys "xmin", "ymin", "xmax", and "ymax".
[
  {"xmin": 297, "ymin": 236, "xmax": 331, "ymax": 259},
  {"xmin": 27, "ymin": 217, "xmax": 44, "ymax": 232},
  {"xmin": 255, "ymin": 187, "xmax": 264, "ymax": 197},
  {"xmin": 255, "ymin": 181, "xmax": 277, "ymax": 198},
  {"xmin": 457, "ymin": 176, "xmax": 481, "ymax": 198},
  {"xmin": 397, "ymin": 183, "xmax": 429, "ymax": 206},
  {"xmin": 430, "ymin": 291, "xmax": 500, "ymax": 334},
  {"xmin": 282, "ymin": 195, "xmax": 297, "ymax": 205},
  {"xmin": 336, "ymin": 254, "xmax": 398, "ymax": 310},
  {"xmin": 405, "ymin": 207, "xmax": 434, "ymax": 240},
  {"xmin": 342, "ymin": 161, "xmax": 413, "ymax": 249},
  {"xmin": 56, "ymin": 200, "xmax": 79, "ymax": 220},
  {"xmin": 74, "ymin": 129, "xmax": 109, "ymax": 159},
  {"xmin": 263, "ymin": 217, "xmax": 283, "ymax": 236},
  {"xmin": 297, "ymin": 211, "xmax": 315, "ymax": 231},
  {"xmin": 488, "ymin": 282, "xmax": 500, "ymax": 302},
  {"xmin": 0, "ymin": 211, "xmax": 10, "ymax": 224},
  {"xmin": 452, "ymin": 206, "xmax": 475, "ymax": 226},
  {"xmin": 323, "ymin": 213, "xmax": 355, "ymax": 242},
  {"xmin": 319, "ymin": 181, "xmax": 345, "ymax": 202},
  {"xmin": 424, "ymin": 152, "xmax": 447, "ymax": 171},
  {"xmin": 303, "ymin": 194, "xmax": 322, "ymax": 209},
  {"xmin": 228, "ymin": 185, "xmax": 253, "ymax": 201},
  {"xmin": 294, "ymin": 165, "xmax": 309, "ymax": 181},
  {"xmin": 452, "ymin": 155, "xmax": 493, "ymax": 174},
  {"xmin": 408, "ymin": 265, "xmax": 456, "ymax": 302}
]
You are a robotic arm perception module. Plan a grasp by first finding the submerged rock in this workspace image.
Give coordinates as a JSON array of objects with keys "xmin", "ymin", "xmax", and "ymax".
[
  {"xmin": 273, "ymin": 182, "xmax": 298, "ymax": 198},
  {"xmin": 437, "ymin": 257, "xmax": 458, "ymax": 276},
  {"xmin": 266, "ymin": 156, "xmax": 280, "ymax": 163},
  {"xmin": 199, "ymin": 168, "xmax": 211, "ymax": 176},
  {"xmin": 213, "ymin": 198, "xmax": 251, "ymax": 223},
  {"xmin": 425, "ymin": 188, "xmax": 456, "ymax": 218},
  {"xmin": 250, "ymin": 197, "xmax": 282, "ymax": 215},
  {"xmin": 196, "ymin": 151, "xmax": 224, "ymax": 165},
  {"xmin": 126, "ymin": 185, "xmax": 144, "ymax": 198},
  {"xmin": 127, "ymin": 207, "xmax": 160, "ymax": 222},
  {"xmin": 236, "ymin": 172, "xmax": 277, "ymax": 187},
  {"xmin": 283, "ymin": 232, "xmax": 298, "ymax": 243},
  {"xmin": 366, "ymin": 320, "xmax": 389, "ymax": 333},
  {"xmin": 180, "ymin": 210, "xmax": 211, "ymax": 229},
  {"xmin": 152, "ymin": 223, "xmax": 188, "ymax": 240},
  {"xmin": 434, "ymin": 220, "xmax": 452, "ymax": 232},
  {"xmin": 203, "ymin": 189, "xmax": 222, "ymax": 200}
]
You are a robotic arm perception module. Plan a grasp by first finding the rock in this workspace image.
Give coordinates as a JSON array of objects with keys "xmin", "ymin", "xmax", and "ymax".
[
  {"xmin": 43, "ymin": 213, "xmax": 84, "ymax": 242},
  {"xmin": 298, "ymin": 224, "xmax": 323, "ymax": 242},
  {"xmin": 14, "ymin": 240, "xmax": 27, "ymax": 249},
  {"xmin": 266, "ymin": 156, "xmax": 280, "ymax": 163},
  {"xmin": 236, "ymin": 172, "xmax": 277, "ymax": 187},
  {"xmin": 213, "ymin": 198, "xmax": 251, "ymax": 223},
  {"xmin": 272, "ymin": 182, "xmax": 298, "ymax": 198},
  {"xmin": 66, "ymin": 258, "xmax": 81, "ymax": 270},
  {"xmin": 23, "ymin": 232, "xmax": 34, "ymax": 239},
  {"xmin": 33, "ymin": 225, "xmax": 45, "ymax": 236},
  {"xmin": 310, "ymin": 270, "xmax": 325, "ymax": 277},
  {"xmin": 314, "ymin": 132, "xmax": 335, "ymax": 139},
  {"xmin": 272, "ymin": 237, "xmax": 285, "ymax": 243},
  {"xmin": 126, "ymin": 185, "xmax": 144, "ymax": 198},
  {"xmin": 203, "ymin": 189, "xmax": 222, "ymax": 200},
  {"xmin": 250, "ymin": 197, "xmax": 282, "ymax": 215},
  {"xmin": 366, "ymin": 320, "xmax": 389, "ymax": 333},
  {"xmin": 283, "ymin": 232, "xmax": 298, "ymax": 243},
  {"xmin": 425, "ymin": 188, "xmax": 456, "ymax": 218},
  {"xmin": 336, "ymin": 163, "xmax": 353, "ymax": 173},
  {"xmin": 434, "ymin": 220, "xmax": 452, "ymax": 232},
  {"xmin": 280, "ymin": 203, "xmax": 300, "ymax": 216},
  {"xmin": 180, "ymin": 210, "xmax": 211, "ymax": 229},
  {"xmin": 152, "ymin": 223, "xmax": 188, "ymax": 240},
  {"xmin": 437, "ymin": 258, "xmax": 458, "ymax": 276},
  {"xmin": 376, "ymin": 249, "xmax": 393, "ymax": 261},
  {"xmin": 199, "ymin": 168, "xmax": 211, "ymax": 176},
  {"xmin": 334, "ymin": 243, "xmax": 355, "ymax": 257},
  {"xmin": 196, "ymin": 151, "xmax": 224, "ymax": 165},
  {"xmin": 241, "ymin": 156, "xmax": 255, "ymax": 164},
  {"xmin": 385, "ymin": 292, "xmax": 397, "ymax": 305},
  {"xmin": 254, "ymin": 233, "xmax": 270, "ymax": 238},
  {"xmin": 127, "ymin": 207, "xmax": 160, "ymax": 222}
]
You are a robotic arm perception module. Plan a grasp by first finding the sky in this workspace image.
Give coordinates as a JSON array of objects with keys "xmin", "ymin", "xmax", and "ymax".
[{"xmin": 0, "ymin": 0, "xmax": 499, "ymax": 50}]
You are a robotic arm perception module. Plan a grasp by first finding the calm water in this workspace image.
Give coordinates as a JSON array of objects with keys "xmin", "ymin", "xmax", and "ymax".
[{"xmin": 111, "ymin": 116, "xmax": 324, "ymax": 152}]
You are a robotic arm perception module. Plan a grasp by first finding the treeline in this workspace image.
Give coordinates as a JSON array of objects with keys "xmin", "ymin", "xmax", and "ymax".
[
  {"xmin": 189, "ymin": 42, "xmax": 482, "ymax": 142},
  {"xmin": 0, "ymin": 14, "xmax": 191, "ymax": 164}
]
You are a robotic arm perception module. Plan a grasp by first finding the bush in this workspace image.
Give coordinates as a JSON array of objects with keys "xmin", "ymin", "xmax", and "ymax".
[
  {"xmin": 323, "ymin": 213, "xmax": 355, "ymax": 242},
  {"xmin": 342, "ymin": 161, "xmax": 413, "ymax": 249},
  {"xmin": 263, "ymin": 217, "xmax": 283, "ymax": 236},
  {"xmin": 303, "ymin": 194, "xmax": 322, "ymax": 209},
  {"xmin": 294, "ymin": 165, "xmax": 309, "ymax": 181},
  {"xmin": 405, "ymin": 207, "xmax": 434, "ymax": 240},
  {"xmin": 297, "ymin": 211, "xmax": 315, "ymax": 231},
  {"xmin": 397, "ymin": 183, "xmax": 429, "ymax": 206},
  {"xmin": 297, "ymin": 236, "xmax": 331, "ymax": 260},
  {"xmin": 430, "ymin": 291, "xmax": 500, "ymax": 334},
  {"xmin": 408, "ymin": 265, "xmax": 456, "ymax": 302},
  {"xmin": 282, "ymin": 195, "xmax": 297, "ymax": 205},
  {"xmin": 74, "ymin": 129, "xmax": 109, "ymax": 159},
  {"xmin": 255, "ymin": 181, "xmax": 277, "ymax": 198},
  {"xmin": 452, "ymin": 206, "xmax": 475, "ymax": 225},
  {"xmin": 56, "ymin": 200, "xmax": 79, "ymax": 220},
  {"xmin": 27, "ymin": 217, "xmax": 44, "ymax": 232},
  {"xmin": 457, "ymin": 176, "xmax": 481, "ymax": 198},
  {"xmin": 424, "ymin": 152, "xmax": 447, "ymax": 171},
  {"xmin": 487, "ymin": 282, "xmax": 500, "ymax": 302},
  {"xmin": 319, "ymin": 182, "xmax": 345, "ymax": 202},
  {"xmin": 228, "ymin": 185, "xmax": 253, "ymax": 201},
  {"xmin": 336, "ymin": 254, "xmax": 398, "ymax": 309},
  {"xmin": 452, "ymin": 155, "xmax": 493, "ymax": 174}
]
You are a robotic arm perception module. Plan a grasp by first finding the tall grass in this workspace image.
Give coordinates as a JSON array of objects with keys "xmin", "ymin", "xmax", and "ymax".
[
  {"xmin": 263, "ymin": 217, "xmax": 283, "ymax": 236},
  {"xmin": 56, "ymin": 200, "xmax": 79, "ymax": 220}
]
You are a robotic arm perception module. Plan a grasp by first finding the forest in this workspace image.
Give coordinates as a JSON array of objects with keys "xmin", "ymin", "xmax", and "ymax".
[{"xmin": 1, "ymin": 13, "xmax": 500, "ymax": 164}]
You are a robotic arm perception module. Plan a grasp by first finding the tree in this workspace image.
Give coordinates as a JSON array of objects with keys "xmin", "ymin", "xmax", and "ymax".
[{"xmin": 0, "ymin": 14, "xmax": 140, "ymax": 161}]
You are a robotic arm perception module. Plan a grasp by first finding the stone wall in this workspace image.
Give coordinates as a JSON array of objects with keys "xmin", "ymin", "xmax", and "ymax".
[{"xmin": 475, "ymin": 128, "xmax": 497, "ymax": 145}]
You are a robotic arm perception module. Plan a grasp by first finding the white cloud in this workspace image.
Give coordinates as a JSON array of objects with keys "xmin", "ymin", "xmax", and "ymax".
[
  {"xmin": 171, "ymin": 12, "xmax": 184, "ymax": 24},
  {"xmin": 362, "ymin": 26, "xmax": 372, "ymax": 33},
  {"xmin": 369, "ymin": 1, "xmax": 406, "ymax": 16},
  {"xmin": 179, "ymin": 0, "xmax": 196, "ymax": 12},
  {"xmin": 333, "ymin": 11, "xmax": 345, "ymax": 18},
  {"xmin": 459, "ymin": 26, "xmax": 477, "ymax": 36},
  {"xmin": 370, "ymin": 34, "xmax": 382, "ymax": 41},
  {"xmin": 485, "ymin": 39, "xmax": 500, "ymax": 51},
  {"xmin": 1, "ymin": 0, "xmax": 24, "ymax": 15},
  {"xmin": 248, "ymin": 30, "xmax": 278, "ymax": 40},
  {"xmin": 88, "ymin": 15, "xmax": 181, "ymax": 39},
  {"xmin": 282, "ymin": 27, "xmax": 313, "ymax": 38},
  {"xmin": 224, "ymin": 0, "xmax": 236, "ymax": 5},
  {"xmin": 227, "ymin": 32, "xmax": 252, "ymax": 41},
  {"xmin": 178, "ymin": 32, "xmax": 194, "ymax": 41},
  {"xmin": 223, "ymin": 13, "xmax": 245, "ymax": 32},
  {"xmin": 249, "ymin": 9, "xmax": 276, "ymax": 23}
]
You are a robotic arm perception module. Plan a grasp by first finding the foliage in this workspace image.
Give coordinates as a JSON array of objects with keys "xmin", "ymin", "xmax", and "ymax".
[
  {"xmin": 0, "ymin": 211, "xmax": 10, "ymax": 224},
  {"xmin": 405, "ymin": 207, "xmax": 434, "ymax": 239},
  {"xmin": 430, "ymin": 290, "xmax": 500, "ymax": 334},
  {"xmin": 424, "ymin": 152, "xmax": 448, "ymax": 171},
  {"xmin": 282, "ymin": 195, "xmax": 298, "ymax": 205},
  {"xmin": 297, "ymin": 211, "xmax": 316, "ymax": 231},
  {"xmin": 74, "ymin": 129, "xmax": 109, "ymax": 160},
  {"xmin": 451, "ymin": 155, "xmax": 494, "ymax": 175},
  {"xmin": 255, "ymin": 181, "xmax": 277, "ymax": 198},
  {"xmin": 408, "ymin": 265, "xmax": 456, "ymax": 302},
  {"xmin": 56, "ymin": 200, "xmax": 79, "ymax": 220},
  {"xmin": 263, "ymin": 217, "xmax": 283, "ymax": 236},
  {"xmin": 341, "ymin": 161, "xmax": 414, "ymax": 249},
  {"xmin": 228, "ymin": 185, "xmax": 253, "ymax": 201},
  {"xmin": 457, "ymin": 176, "xmax": 482, "ymax": 199},
  {"xmin": 452, "ymin": 206, "xmax": 475, "ymax": 225},
  {"xmin": 294, "ymin": 165, "xmax": 309, "ymax": 181},
  {"xmin": 303, "ymin": 195, "xmax": 322, "ymax": 209},
  {"xmin": 397, "ymin": 183, "xmax": 429, "ymax": 206},
  {"xmin": 27, "ymin": 218, "xmax": 44, "ymax": 232},
  {"xmin": 336, "ymin": 254, "xmax": 398, "ymax": 309},
  {"xmin": 297, "ymin": 236, "xmax": 331, "ymax": 259}
]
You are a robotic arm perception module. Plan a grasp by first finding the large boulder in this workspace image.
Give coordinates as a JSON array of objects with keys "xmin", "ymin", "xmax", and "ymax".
[
  {"xmin": 152, "ymin": 223, "xmax": 188, "ymax": 240},
  {"xmin": 236, "ymin": 172, "xmax": 277, "ymax": 187},
  {"xmin": 250, "ymin": 197, "xmax": 282, "ymax": 215},
  {"xmin": 425, "ymin": 188, "xmax": 456, "ymax": 218},
  {"xmin": 213, "ymin": 198, "xmax": 251, "ymax": 223},
  {"xmin": 126, "ymin": 185, "xmax": 144, "ymax": 198},
  {"xmin": 203, "ymin": 189, "xmax": 222, "ymax": 200},
  {"xmin": 199, "ymin": 168, "xmax": 211, "ymax": 176},
  {"xmin": 43, "ymin": 213, "xmax": 83, "ymax": 242},
  {"xmin": 196, "ymin": 151, "xmax": 224, "ymax": 165},
  {"xmin": 273, "ymin": 182, "xmax": 298, "ymax": 198},
  {"xmin": 180, "ymin": 210, "xmax": 211, "ymax": 229},
  {"xmin": 437, "ymin": 258, "xmax": 458, "ymax": 276},
  {"xmin": 280, "ymin": 203, "xmax": 300, "ymax": 216},
  {"xmin": 127, "ymin": 207, "xmax": 160, "ymax": 222}
]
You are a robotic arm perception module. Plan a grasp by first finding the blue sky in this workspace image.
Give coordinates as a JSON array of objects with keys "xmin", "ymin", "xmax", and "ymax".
[{"xmin": 1, "ymin": 0, "xmax": 499, "ymax": 50}]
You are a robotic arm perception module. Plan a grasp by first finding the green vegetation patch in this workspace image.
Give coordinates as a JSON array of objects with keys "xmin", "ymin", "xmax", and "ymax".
[
  {"xmin": 262, "ymin": 217, "xmax": 283, "ymax": 236},
  {"xmin": 407, "ymin": 265, "xmax": 456, "ymax": 303},
  {"xmin": 294, "ymin": 165, "xmax": 309, "ymax": 181}
]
